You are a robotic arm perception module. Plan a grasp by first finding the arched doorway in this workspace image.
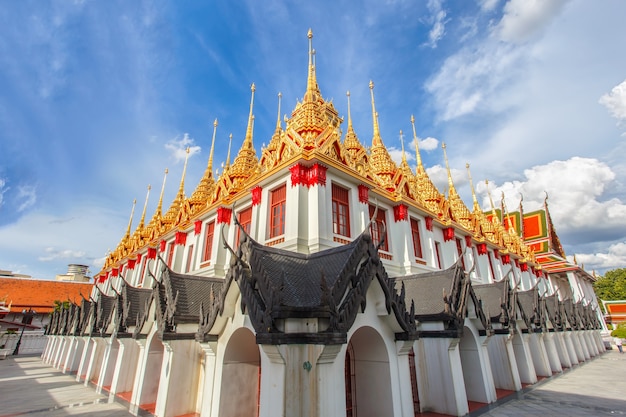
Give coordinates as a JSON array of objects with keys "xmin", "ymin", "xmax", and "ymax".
[
  {"xmin": 345, "ymin": 326, "xmax": 393, "ymax": 417},
  {"xmin": 219, "ymin": 328, "xmax": 260, "ymax": 417},
  {"xmin": 459, "ymin": 326, "xmax": 489, "ymax": 405},
  {"xmin": 138, "ymin": 334, "xmax": 164, "ymax": 414}
]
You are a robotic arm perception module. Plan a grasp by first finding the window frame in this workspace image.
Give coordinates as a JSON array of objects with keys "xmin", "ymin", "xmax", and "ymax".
[
  {"xmin": 409, "ymin": 217, "xmax": 423, "ymax": 259},
  {"xmin": 368, "ymin": 204, "xmax": 389, "ymax": 252},
  {"xmin": 236, "ymin": 206, "xmax": 253, "ymax": 248},
  {"xmin": 202, "ymin": 220, "xmax": 215, "ymax": 264},
  {"xmin": 269, "ymin": 184, "xmax": 286, "ymax": 239},
  {"xmin": 332, "ymin": 183, "xmax": 351, "ymax": 238}
]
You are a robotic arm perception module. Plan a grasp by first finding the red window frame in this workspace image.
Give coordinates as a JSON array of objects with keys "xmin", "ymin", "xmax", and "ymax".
[
  {"xmin": 269, "ymin": 184, "xmax": 286, "ymax": 238},
  {"xmin": 456, "ymin": 237, "xmax": 466, "ymax": 271},
  {"xmin": 166, "ymin": 242, "xmax": 175, "ymax": 267},
  {"xmin": 435, "ymin": 241, "xmax": 443, "ymax": 269},
  {"xmin": 202, "ymin": 221, "xmax": 215, "ymax": 263},
  {"xmin": 368, "ymin": 205, "xmax": 388, "ymax": 252},
  {"xmin": 410, "ymin": 217, "xmax": 423, "ymax": 259},
  {"xmin": 236, "ymin": 207, "xmax": 253, "ymax": 248},
  {"xmin": 332, "ymin": 183, "xmax": 351, "ymax": 237},
  {"xmin": 185, "ymin": 244, "xmax": 194, "ymax": 273}
]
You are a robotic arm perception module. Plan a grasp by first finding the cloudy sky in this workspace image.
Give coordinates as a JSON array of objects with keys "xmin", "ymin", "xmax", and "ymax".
[{"xmin": 1, "ymin": 0, "xmax": 625, "ymax": 280}]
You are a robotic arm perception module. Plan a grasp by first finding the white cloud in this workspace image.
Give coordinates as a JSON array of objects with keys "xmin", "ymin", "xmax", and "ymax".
[
  {"xmin": 164, "ymin": 133, "xmax": 202, "ymax": 163},
  {"xmin": 479, "ymin": 0, "xmax": 500, "ymax": 12},
  {"xmin": 16, "ymin": 184, "xmax": 37, "ymax": 212},
  {"xmin": 423, "ymin": 0, "xmax": 448, "ymax": 48},
  {"xmin": 481, "ymin": 157, "xmax": 626, "ymax": 240},
  {"xmin": 420, "ymin": 137, "xmax": 439, "ymax": 151},
  {"xmin": 38, "ymin": 247, "xmax": 86, "ymax": 262},
  {"xmin": 574, "ymin": 241, "xmax": 626, "ymax": 273},
  {"xmin": 0, "ymin": 177, "xmax": 7, "ymax": 208},
  {"xmin": 497, "ymin": 0, "xmax": 570, "ymax": 43},
  {"xmin": 599, "ymin": 79, "xmax": 626, "ymax": 127}
]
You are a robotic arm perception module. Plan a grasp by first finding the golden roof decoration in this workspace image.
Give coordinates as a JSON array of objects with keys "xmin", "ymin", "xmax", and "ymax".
[
  {"xmin": 188, "ymin": 119, "xmax": 219, "ymax": 213},
  {"xmin": 260, "ymin": 93, "xmax": 298, "ymax": 173},
  {"xmin": 343, "ymin": 90, "xmax": 369, "ymax": 175},
  {"xmin": 143, "ymin": 168, "xmax": 168, "ymax": 243},
  {"xmin": 162, "ymin": 147, "xmax": 190, "ymax": 229},
  {"xmin": 442, "ymin": 142, "xmax": 473, "ymax": 231},
  {"xmin": 465, "ymin": 163, "xmax": 486, "ymax": 240},
  {"xmin": 368, "ymin": 81, "xmax": 397, "ymax": 192},
  {"xmin": 129, "ymin": 185, "xmax": 151, "ymax": 253},
  {"xmin": 409, "ymin": 115, "xmax": 447, "ymax": 218}
]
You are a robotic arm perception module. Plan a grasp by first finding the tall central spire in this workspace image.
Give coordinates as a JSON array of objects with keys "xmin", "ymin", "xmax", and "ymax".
[
  {"xmin": 369, "ymin": 80, "xmax": 382, "ymax": 145},
  {"xmin": 410, "ymin": 115, "xmax": 424, "ymax": 174},
  {"xmin": 305, "ymin": 28, "xmax": 319, "ymax": 100}
]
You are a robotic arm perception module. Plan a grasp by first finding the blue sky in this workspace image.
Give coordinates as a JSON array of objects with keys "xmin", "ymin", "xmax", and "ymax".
[{"xmin": 1, "ymin": 0, "xmax": 626, "ymax": 279}]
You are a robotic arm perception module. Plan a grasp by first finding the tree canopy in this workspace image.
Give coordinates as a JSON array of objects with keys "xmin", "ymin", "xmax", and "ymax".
[{"xmin": 594, "ymin": 268, "xmax": 626, "ymax": 311}]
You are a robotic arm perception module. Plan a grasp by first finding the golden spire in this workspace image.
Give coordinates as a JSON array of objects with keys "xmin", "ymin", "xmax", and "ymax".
[
  {"xmin": 410, "ymin": 115, "xmax": 424, "ymax": 173},
  {"xmin": 369, "ymin": 81, "xmax": 382, "ymax": 146},
  {"xmin": 124, "ymin": 199, "xmax": 137, "ymax": 239},
  {"xmin": 156, "ymin": 168, "xmax": 168, "ymax": 217},
  {"xmin": 442, "ymin": 142, "xmax": 456, "ymax": 197},
  {"xmin": 305, "ymin": 28, "xmax": 320, "ymax": 99},
  {"xmin": 400, "ymin": 130, "xmax": 408, "ymax": 165},
  {"xmin": 347, "ymin": 90, "xmax": 354, "ymax": 130},
  {"xmin": 207, "ymin": 119, "xmax": 218, "ymax": 175},
  {"xmin": 226, "ymin": 133, "xmax": 233, "ymax": 167},
  {"xmin": 275, "ymin": 92, "xmax": 282, "ymax": 132},
  {"xmin": 501, "ymin": 192, "xmax": 515, "ymax": 233},
  {"xmin": 485, "ymin": 180, "xmax": 498, "ymax": 219},
  {"xmin": 178, "ymin": 147, "xmax": 191, "ymax": 196},
  {"xmin": 138, "ymin": 185, "xmax": 151, "ymax": 229},
  {"xmin": 466, "ymin": 163, "xmax": 481, "ymax": 212},
  {"xmin": 244, "ymin": 83, "xmax": 255, "ymax": 150}
]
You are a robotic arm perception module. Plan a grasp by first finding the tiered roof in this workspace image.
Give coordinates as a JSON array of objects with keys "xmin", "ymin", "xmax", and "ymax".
[{"xmin": 98, "ymin": 30, "xmax": 540, "ymax": 278}]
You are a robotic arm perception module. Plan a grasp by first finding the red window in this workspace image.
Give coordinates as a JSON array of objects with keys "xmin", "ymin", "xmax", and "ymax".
[
  {"xmin": 202, "ymin": 221, "xmax": 215, "ymax": 263},
  {"xmin": 236, "ymin": 207, "xmax": 252, "ymax": 248},
  {"xmin": 166, "ymin": 242, "xmax": 175, "ymax": 267},
  {"xmin": 332, "ymin": 183, "xmax": 351, "ymax": 237},
  {"xmin": 435, "ymin": 241, "xmax": 442, "ymax": 269},
  {"xmin": 269, "ymin": 184, "xmax": 286, "ymax": 238},
  {"xmin": 185, "ymin": 244, "xmax": 194, "ymax": 273},
  {"xmin": 488, "ymin": 251, "xmax": 496, "ymax": 281},
  {"xmin": 410, "ymin": 217, "xmax": 423, "ymax": 258},
  {"xmin": 456, "ymin": 237, "xmax": 466, "ymax": 271},
  {"xmin": 368, "ymin": 205, "xmax": 388, "ymax": 252}
]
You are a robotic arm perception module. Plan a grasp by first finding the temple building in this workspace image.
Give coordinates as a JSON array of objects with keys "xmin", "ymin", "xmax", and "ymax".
[{"xmin": 42, "ymin": 31, "xmax": 605, "ymax": 417}]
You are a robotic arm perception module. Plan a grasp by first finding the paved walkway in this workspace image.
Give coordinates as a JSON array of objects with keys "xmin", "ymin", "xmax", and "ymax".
[{"xmin": 0, "ymin": 350, "xmax": 625, "ymax": 416}]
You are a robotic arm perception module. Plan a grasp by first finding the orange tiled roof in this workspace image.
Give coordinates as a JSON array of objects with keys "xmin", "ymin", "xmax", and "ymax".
[{"xmin": 0, "ymin": 277, "xmax": 93, "ymax": 313}]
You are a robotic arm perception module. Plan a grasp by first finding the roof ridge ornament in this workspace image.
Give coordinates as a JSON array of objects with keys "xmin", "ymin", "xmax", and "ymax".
[{"xmin": 410, "ymin": 115, "xmax": 424, "ymax": 174}]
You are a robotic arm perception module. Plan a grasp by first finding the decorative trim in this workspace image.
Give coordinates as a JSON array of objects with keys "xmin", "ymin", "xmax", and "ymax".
[
  {"xmin": 493, "ymin": 249, "xmax": 499, "ymax": 259},
  {"xmin": 194, "ymin": 220, "xmax": 202, "ymax": 235},
  {"xmin": 175, "ymin": 231, "xmax": 187, "ymax": 246},
  {"xmin": 477, "ymin": 242, "xmax": 488, "ymax": 255},
  {"xmin": 358, "ymin": 184, "xmax": 369, "ymax": 204},
  {"xmin": 127, "ymin": 259, "xmax": 136, "ymax": 270},
  {"xmin": 464, "ymin": 235, "xmax": 472, "ymax": 248},
  {"xmin": 251, "ymin": 185, "xmax": 263, "ymax": 206},
  {"xmin": 266, "ymin": 237, "xmax": 285, "ymax": 247},
  {"xmin": 147, "ymin": 247, "xmax": 157, "ymax": 260},
  {"xmin": 289, "ymin": 163, "xmax": 328, "ymax": 187},
  {"xmin": 216, "ymin": 206, "xmax": 232, "ymax": 225},
  {"xmin": 159, "ymin": 240, "xmax": 166, "ymax": 252},
  {"xmin": 520, "ymin": 262, "xmax": 528, "ymax": 272},
  {"xmin": 136, "ymin": 253, "xmax": 142, "ymax": 263},
  {"xmin": 443, "ymin": 227, "xmax": 455, "ymax": 242},
  {"xmin": 425, "ymin": 216, "xmax": 433, "ymax": 231},
  {"xmin": 501, "ymin": 253, "xmax": 510, "ymax": 264},
  {"xmin": 112, "ymin": 268, "xmax": 119, "ymax": 277},
  {"xmin": 393, "ymin": 204, "xmax": 408, "ymax": 222}
]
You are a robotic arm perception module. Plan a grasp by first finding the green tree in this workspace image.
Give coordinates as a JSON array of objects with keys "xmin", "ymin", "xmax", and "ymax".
[{"xmin": 594, "ymin": 268, "xmax": 626, "ymax": 312}]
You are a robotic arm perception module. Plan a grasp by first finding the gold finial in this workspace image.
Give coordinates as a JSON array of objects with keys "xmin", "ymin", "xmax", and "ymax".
[
  {"xmin": 207, "ymin": 119, "xmax": 218, "ymax": 175},
  {"xmin": 275, "ymin": 92, "xmax": 282, "ymax": 130},
  {"xmin": 400, "ymin": 130, "xmax": 407, "ymax": 164},
  {"xmin": 346, "ymin": 91, "xmax": 353, "ymax": 129},
  {"xmin": 501, "ymin": 191, "xmax": 515, "ymax": 233},
  {"xmin": 124, "ymin": 199, "xmax": 137, "ymax": 238},
  {"xmin": 466, "ymin": 163, "xmax": 480, "ymax": 212},
  {"xmin": 306, "ymin": 29, "xmax": 319, "ymax": 98},
  {"xmin": 410, "ymin": 115, "xmax": 424, "ymax": 172},
  {"xmin": 369, "ymin": 81, "xmax": 382, "ymax": 144},
  {"xmin": 243, "ymin": 83, "xmax": 256, "ymax": 149},
  {"xmin": 178, "ymin": 146, "xmax": 190, "ymax": 196},
  {"xmin": 441, "ymin": 142, "xmax": 455, "ymax": 196},
  {"xmin": 226, "ymin": 133, "xmax": 233, "ymax": 166},
  {"xmin": 138, "ymin": 185, "xmax": 151, "ymax": 229},
  {"xmin": 156, "ymin": 168, "xmax": 168, "ymax": 216},
  {"xmin": 485, "ymin": 180, "xmax": 498, "ymax": 219}
]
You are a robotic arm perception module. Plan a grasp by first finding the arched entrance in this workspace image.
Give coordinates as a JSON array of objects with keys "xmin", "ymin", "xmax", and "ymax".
[
  {"xmin": 219, "ymin": 328, "xmax": 260, "ymax": 417},
  {"xmin": 459, "ymin": 326, "xmax": 489, "ymax": 405},
  {"xmin": 138, "ymin": 334, "xmax": 164, "ymax": 414},
  {"xmin": 345, "ymin": 326, "xmax": 393, "ymax": 417}
]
